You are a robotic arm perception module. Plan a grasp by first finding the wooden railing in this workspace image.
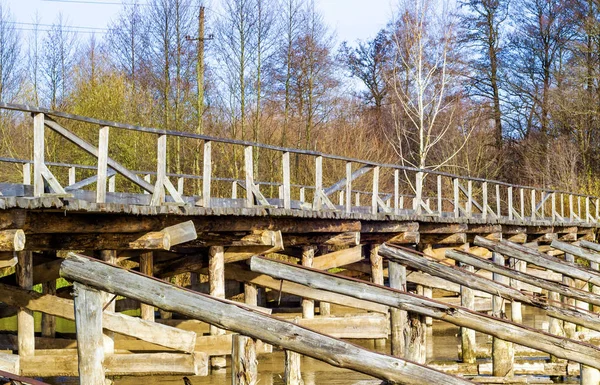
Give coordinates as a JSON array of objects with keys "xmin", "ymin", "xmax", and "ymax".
[{"xmin": 0, "ymin": 102, "xmax": 598, "ymax": 223}]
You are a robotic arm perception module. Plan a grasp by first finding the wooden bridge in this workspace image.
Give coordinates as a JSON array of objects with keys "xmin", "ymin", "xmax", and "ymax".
[{"xmin": 0, "ymin": 103, "xmax": 599, "ymax": 384}]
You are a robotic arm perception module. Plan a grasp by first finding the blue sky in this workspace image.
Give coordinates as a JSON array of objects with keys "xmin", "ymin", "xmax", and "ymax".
[{"xmin": 7, "ymin": 0, "xmax": 393, "ymax": 44}]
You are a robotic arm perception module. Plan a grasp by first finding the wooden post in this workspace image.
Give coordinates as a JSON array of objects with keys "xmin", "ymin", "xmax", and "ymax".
[
  {"xmin": 41, "ymin": 279, "xmax": 56, "ymax": 338},
  {"xmin": 531, "ymin": 189, "xmax": 536, "ymax": 221},
  {"xmin": 139, "ymin": 252, "xmax": 155, "ymax": 321},
  {"xmin": 372, "ymin": 166, "xmax": 379, "ymax": 215},
  {"xmin": 282, "ymin": 152, "xmax": 291, "ymax": 210},
  {"xmin": 492, "ymin": 252, "xmax": 514, "ymax": 377},
  {"xmin": 203, "ymin": 141, "xmax": 212, "ymax": 207},
  {"xmin": 23, "ymin": 163, "xmax": 31, "ymax": 185},
  {"xmin": 437, "ymin": 175, "xmax": 443, "ymax": 215},
  {"xmin": 245, "ymin": 283, "xmax": 258, "ymax": 306},
  {"xmin": 495, "ymin": 184, "xmax": 501, "ymax": 218},
  {"xmin": 415, "ymin": 171, "xmax": 423, "ymax": 214},
  {"xmin": 389, "ymin": 261, "xmax": 407, "ymax": 358},
  {"xmin": 346, "ymin": 162, "xmax": 353, "ymax": 214},
  {"xmin": 592, "ymin": 261, "xmax": 600, "ymax": 313},
  {"xmin": 232, "ymin": 181, "xmax": 238, "ymax": 199},
  {"xmin": 563, "ymin": 253, "xmax": 577, "ymax": 339},
  {"xmin": 301, "ymin": 246, "xmax": 316, "ymax": 319},
  {"xmin": 178, "ymin": 177, "xmax": 184, "ymax": 195},
  {"xmin": 232, "ymin": 334, "xmax": 258, "ymax": 385},
  {"xmin": 151, "ymin": 134, "xmax": 167, "ymax": 205},
  {"xmin": 209, "ymin": 245, "xmax": 226, "ymax": 368},
  {"xmin": 73, "ymin": 282, "xmax": 105, "ymax": 385},
  {"xmin": 507, "ymin": 187, "xmax": 513, "ymax": 219},
  {"xmin": 314, "ymin": 156, "xmax": 323, "ymax": 210},
  {"xmin": 482, "ymin": 182, "xmax": 488, "ymax": 219},
  {"xmin": 68, "ymin": 166, "xmax": 76, "ymax": 186},
  {"xmin": 394, "ymin": 169, "xmax": 400, "ymax": 215},
  {"xmin": 245, "ymin": 146, "xmax": 254, "ymax": 208},
  {"xmin": 355, "ymin": 191, "xmax": 360, "ymax": 206},
  {"xmin": 520, "ymin": 188, "xmax": 524, "ymax": 219},
  {"xmin": 16, "ymin": 251, "xmax": 34, "ymax": 357},
  {"xmin": 369, "ymin": 244, "xmax": 386, "ymax": 349},
  {"xmin": 570, "ymin": 194, "xmax": 574, "ymax": 220},
  {"xmin": 552, "ymin": 192, "xmax": 556, "ymax": 221},
  {"xmin": 460, "ymin": 262, "xmax": 476, "ymax": 364},
  {"xmin": 284, "ymin": 349, "xmax": 302, "ymax": 385},
  {"xmin": 33, "ymin": 113, "xmax": 45, "ymax": 197},
  {"xmin": 100, "ymin": 250, "xmax": 116, "ymax": 355},
  {"xmin": 509, "ymin": 258, "xmax": 526, "ymax": 324},
  {"xmin": 97, "ymin": 126, "xmax": 109, "ymax": 203},
  {"xmin": 466, "ymin": 180, "xmax": 473, "ymax": 218}
]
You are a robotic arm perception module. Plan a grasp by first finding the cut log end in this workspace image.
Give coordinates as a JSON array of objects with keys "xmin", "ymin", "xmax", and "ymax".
[{"xmin": 0, "ymin": 229, "xmax": 25, "ymax": 252}]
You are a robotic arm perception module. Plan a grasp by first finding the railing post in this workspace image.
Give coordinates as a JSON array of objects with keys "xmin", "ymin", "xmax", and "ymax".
[
  {"xmin": 33, "ymin": 113, "xmax": 45, "ymax": 197},
  {"xmin": 520, "ymin": 188, "xmax": 524, "ymax": 219},
  {"xmin": 508, "ymin": 187, "xmax": 513, "ymax": 220},
  {"xmin": 282, "ymin": 152, "xmax": 291, "ymax": 210},
  {"xmin": 482, "ymin": 182, "xmax": 488, "ymax": 220},
  {"xmin": 372, "ymin": 166, "xmax": 380, "ymax": 215},
  {"xmin": 144, "ymin": 174, "xmax": 151, "ymax": 195},
  {"xmin": 97, "ymin": 126, "xmax": 109, "ymax": 203},
  {"xmin": 531, "ymin": 189, "xmax": 536, "ymax": 221},
  {"xmin": 551, "ymin": 192, "xmax": 556, "ymax": 222},
  {"xmin": 203, "ymin": 141, "xmax": 212, "ymax": 207},
  {"xmin": 108, "ymin": 175, "xmax": 115, "ymax": 193},
  {"xmin": 68, "ymin": 167, "xmax": 76, "ymax": 186},
  {"xmin": 299, "ymin": 187, "xmax": 305, "ymax": 203},
  {"xmin": 437, "ymin": 175, "xmax": 443, "ymax": 216},
  {"xmin": 466, "ymin": 180, "xmax": 473, "ymax": 218},
  {"xmin": 414, "ymin": 171, "xmax": 423, "ymax": 214},
  {"xmin": 453, "ymin": 178, "xmax": 459, "ymax": 218},
  {"xmin": 339, "ymin": 191, "xmax": 344, "ymax": 206},
  {"xmin": 151, "ymin": 134, "xmax": 167, "ymax": 205},
  {"xmin": 578, "ymin": 196, "xmax": 582, "ymax": 220},
  {"xmin": 569, "ymin": 194, "xmax": 574, "ymax": 221},
  {"xmin": 231, "ymin": 181, "xmax": 237, "ymax": 199},
  {"xmin": 314, "ymin": 156, "xmax": 323, "ymax": 211},
  {"xmin": 496, "ymin": 184, "xmax": 501, "ymax": 218},
  {"xmin": 177, "ymin": 177, "xmax": 184, "ymax": 195},
  {"xmin": 586, "ymin": 196, "xmax": 590, "ymax": 223},
  {"xmin": 561, "ymin": 193, "xmax": 565, "ymax": 218},
  {"xmin": 22, "ymin": 163, "xmax": 31, "ymax": 185},
  {"xmin": 245, "ymin": 146, "xmax": 254, "ymax": 208},
  {"xmin": 346, "ymin": 162, "xmax": 352, "ymax": 214},
  {"xmin": 355, "ymin": 192, "xmax": 360, "ymax": 207},
  {"xmin": 596, "ymin": 198, "xmax": 599, "ymax": 221}
]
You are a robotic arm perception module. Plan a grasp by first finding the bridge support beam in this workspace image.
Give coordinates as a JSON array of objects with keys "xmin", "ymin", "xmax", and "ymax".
[
  {"xmin": 491, "ymin": 252, "xmax": 514, "ymax": 377},
  {"xmin": 209, "ymin": 246, "xmax": 226, "ymax": 369}
]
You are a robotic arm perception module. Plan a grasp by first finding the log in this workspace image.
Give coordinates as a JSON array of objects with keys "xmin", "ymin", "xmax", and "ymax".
[
  {"xmin": 460, "ymin": 263, "xmax": 476, "ymax": 364},
  {"xmin": 73, "ymin": 283, "xmax": 105, "ymax": 385},
  {"xmin": 232, "ymin": 335, "xmax": 258, "ymax": 385},
  {"xmin": 361, "ymin": 231, "xmax": 420, "ymax": 245},
  {"xmin": 284, "ymin": 350, "xmax": 302, "ymax": 385},
  {"xmin": 551, "ymin": 240, "xmax": 600, "ymax": 264},
  {"xmin": 41, "ymin": 280, "xmax": 56, "ymax": 338},
  {"xmin": 183, "ymin": 230, "xmax": 280, "ymax": 248},
  {"xmin": 0, "ymin": 281, "xmax": 196, "ymax": 353},
  {"xmin": 139, "ymin": 252, "xmax": 155, "ymax": 321},
  {"xmin": 445, "ymin": 249, "xmax": 600, "ymax": 307},
  {"xmin": 160, "ymin": 220, "xmax": 197, "ymax": 246},
  {"xmin": 0, "ymin": 230, "xmax": 25, "ymax": 251},
  {"xmin": 312, "ymin": 246, "xmax": 363, "ymax": 270},
  {"xmin": 129, "ymin": 232, "xmax": 170, "ymax": 250},
  {"xmin": 248, "ymin": 256, "xmax": 600, "ymax": 369},
  {"xmin": 0, "ymin": 258, "xmax": 62, "ymax": 286},
  {"xmin": 474, "ymin": 237, "xmax": 600, "ymax": 286},
  {"xmin": 420, "ymin": 233, "xmax": 467, "ymax": 245},
  {"xmin": 209, "ymin": 245, "xmax": 226, "ymax": 368},
  {"xmin": 283, "ymin": 232, "xmax": 359, "ymax": 247},
  {"xmin": 388, "ymin": 261, "xmax": 406, "ymax": 357},
  {"xmin": 60, "ymin": 253, "xmax": 474, "ymax": 385},
  {"xmin": 224, "ymin": 264, "xmax": 388, "ymax": 313}
]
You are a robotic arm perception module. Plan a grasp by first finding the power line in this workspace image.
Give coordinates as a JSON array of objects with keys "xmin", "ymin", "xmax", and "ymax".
[
  {"xmin": 8, "ymin": 21, "xmax": 109, "ymax": 31},
  {"xmin": 41, "ymin": 0, "xmax": 148, "ymax": 5}
]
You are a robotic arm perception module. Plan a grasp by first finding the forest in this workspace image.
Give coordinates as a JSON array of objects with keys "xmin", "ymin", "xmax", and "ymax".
[{"xmin": 0, "ymin": 0, "xmax": 597, "ymax": 198}]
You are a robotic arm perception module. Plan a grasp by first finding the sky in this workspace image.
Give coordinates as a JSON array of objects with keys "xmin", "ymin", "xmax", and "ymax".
[{"xmin": 6, "ymin": 0, "xmax": 394, "ymax": 45}]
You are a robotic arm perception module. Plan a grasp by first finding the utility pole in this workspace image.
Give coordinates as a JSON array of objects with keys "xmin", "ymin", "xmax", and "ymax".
[{"xmin": 197, "ymin": 5, "xmax": 205, "ymax": 135}]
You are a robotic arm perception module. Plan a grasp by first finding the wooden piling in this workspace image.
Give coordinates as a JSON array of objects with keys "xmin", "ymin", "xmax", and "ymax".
[
  {"xmin": 388, "ymin": 261, "xmax": 407, "ymax": 357},
  {"xmin": 245, "ymin": 283, "xmax": 258, "ymax": 306},
  {"xmin": 100, "ymin": 250, "xmax": 117, "ymax": 355},
  {"xmin": 209, "ymin": 245, "xmax": 226, "ymax": 369},
  {"xmin": 232, "ymin": 334, "xmax": 258, "ymax": 385},
  {"xmin": 563, "ymin": 253, "xmax": 576, "ymax": 339},
  {"xmin": 406, "ymin": 283, "xmax": 426, "ymax": 364},
  {"xmin": 509, "ymin": 258, "xmax": 526, "ymax": 324},
  {"xmin": 301, "ymin": 246, "xmax": 316, "ymax": 319},
  {"xmin": 460, "ymin": 263, "xmax": 476, "ymax": 364},
  {"xmin": 139, "ymin": 252, "xmax": 155, "ymax": 321},
  {"xmin": 491, "ymin": 252, "xmax": 514, "ymax": 377},
  {"xmin": 41, "ymin": 279, "xmax": 56, "ymax": 338},
  {"xmin": 16, "ymin": 250, "xmax": 34, "ymax": 357},
  {"xmin": 284, "ymin": 350, "xmax": 303, "ymax": 385},
  {"xmin": 73, "ymin": 282, "xmax": 105, "ymax": 385},
  {"xmin": 370, "ymin": 244, "xmax": 387, "ymax": 350}
]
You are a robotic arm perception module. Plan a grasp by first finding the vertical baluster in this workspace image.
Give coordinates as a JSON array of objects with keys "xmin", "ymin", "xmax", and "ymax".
[
  {"xmin": 394, "ymin": 169, "xmax": 400, "ymax": 215},
  {"xmin": 22, "ymin": 163, "xmax": 31, "ymax": 186},
  {"xmin": 508, "ymin": 187, "xmax": 513, "ymax": 220},
  {"xmin": 282, "ymin": 152, "xmax": 291, "ymax": 210},
  {"xmin": 437, "ymin": 175, "xmax": 442, "ymax": 216},
  {"xmin": 232, "ymin": 181, "xmax": 238, "ymax": 199},
  {"xmin": 202, "ymin": 141, "xmax": 212, "ymax": 207},
  {"xmin": 68, "ymin": 167, "xmax": 76, "ymax": 187},
  {"xmin": 531, "ymin": 189, "xmax": 536, "ymax": 221},
  {"xmin": 151, "ymin": 134, "xmax": 167, "ymax": 205},
  {"xmin": 300, "ymin": 187, "xmax": 305, "ymax": 204},
  {"xmin": 569, "ymin": 194, "xmax": 574, "ymax": 221},
  {"xmin": 466, "ymin": 180, "xmax": 473, "ymax": 218},
  {"xmin": 108, "ymin": 175, "xmax": 115, "ymax": 193},
  {"xmin": 551, "ymin": 192, "xmax": 556, "ymax": 222},
  {"xmin": 346, "ymin": 162, "xmax": 352, "ymax": 214},
  {"xmin": 586, "ymin": 196, "xmax": 590, "ymax": 223},
  {"xmin": 372, "ymin": 166, "xmax": 380, "ymax": 215},
  {"xmin": 414, "ymin": 171, "xmax": 423, "ymax": 214},
  {"xmin": 177, "ymin": 177, "xmax": 184, "ymax": 196},
  {"xmin": 33, "ymin": 113, "xmax": 45, "ymax": 197},
  {"xmin": 482, "ymin": 182, "xmax": 488, "ymax": 220},
  {"xmin": 245, "ymin": 146, "xmax": 254, "ymax": 208},
  {"xmin": 453, "ymin": 178, "xmax": 459, "ymax": 218},
  {"xmin": 314, "ymin": 156, "xmax": 323, "ymax": 210},
  {"xmin": 355, "ymin": 192, "xmax": 360, "ymax": 207},
  {"xmin": 496, "ymin": 184, "xmax": 501, "ymax": 218},
  {"xmin": 520, "ymin": 188, "xmax": 525, "ymax": 219}
]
